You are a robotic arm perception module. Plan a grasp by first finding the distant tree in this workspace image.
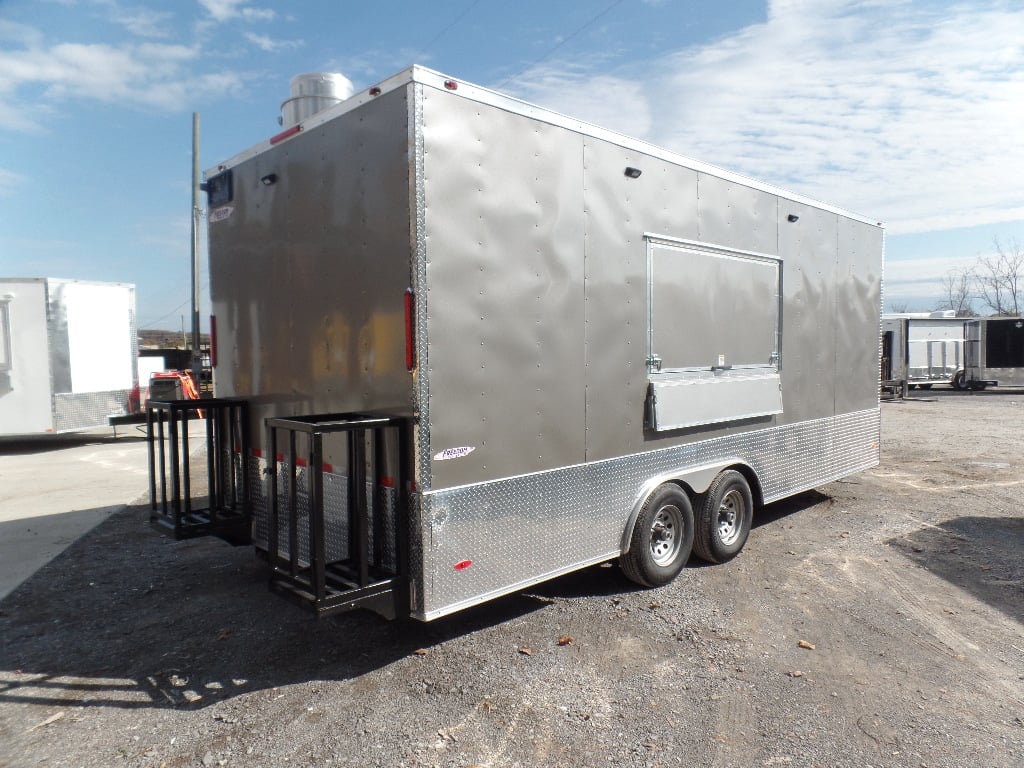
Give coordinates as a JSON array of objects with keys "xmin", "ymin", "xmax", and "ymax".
[
  {"xmin": 974, "ymin": 237, "xmax": 1024, "ymax": 316},
  {"xmin": 888, "ymin": 301, "xmax": 910, "ymax": 313},
  {"xmin": 937, "ymin": 267, "xmax": 976, "ymax": 317}
]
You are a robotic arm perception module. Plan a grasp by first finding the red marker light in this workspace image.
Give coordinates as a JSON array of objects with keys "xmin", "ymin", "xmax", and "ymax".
[
  {"xmin": 444, "ymin": 80, "xmax": 458, "ymax": 90},
  {"xmin": 404, "ymin": 288, "xmax": 416, "ymax": 371},
  {"xmin": 270, "ymin": 124, "xmax": 302, "ymax": 144},
  {"xmin": 209, "ymin": 314, "xmax": 217, "ymax": 368},
  {"xmin": 454, "ymin": 560, "xmax": 472, "ymax": 571},
  {"xmin": 369, "ymin": 87, "xmax": 382, "ymax": 96}
]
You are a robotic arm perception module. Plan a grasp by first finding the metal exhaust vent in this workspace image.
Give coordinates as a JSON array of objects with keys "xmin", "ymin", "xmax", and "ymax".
[{"xmin": 279, "ymin": 72, "xmax": 354, "ymax": 128}]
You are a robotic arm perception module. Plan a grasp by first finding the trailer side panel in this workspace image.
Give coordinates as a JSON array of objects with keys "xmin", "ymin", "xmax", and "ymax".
[
  {"xmin": 0, "ymin": 280, "xmax": 53, "ymax": 434},
  {"xmin": 835, "ymin": 216, "xmax": 884, "ymax": 413},
  {"xmin": 209, "ymin": 87, "xmax": 415, "ymax": 446},
  {"xmin": 419, "ymin": 85, "xmax": 587, "ymax": 491}
]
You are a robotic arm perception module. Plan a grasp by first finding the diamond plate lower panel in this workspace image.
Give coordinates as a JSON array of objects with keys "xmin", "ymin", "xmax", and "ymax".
[
  {"xmin": 53, "ymin": 389, "xmax": 132, "ymax": 432},
  {"xmin": 417, "ymin": 408, "xmax": 880, "ymax": 619},
  {"xmin": 250, "ymin": 457, "xmax": 398, "ymax": 571}
]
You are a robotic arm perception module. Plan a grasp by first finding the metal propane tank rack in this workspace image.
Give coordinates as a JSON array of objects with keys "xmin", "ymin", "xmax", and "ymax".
[
  {"xmin": 146, "ymin": 398, "xmax": 251, "ymax": 545},
  {"xmin": 263, "ymin": 412, "xmax": 413, "ymax": 620}
]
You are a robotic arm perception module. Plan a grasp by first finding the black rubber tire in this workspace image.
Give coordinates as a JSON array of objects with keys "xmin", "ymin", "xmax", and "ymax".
[
  {"xmin": 953, "ymin": 370, "xmax": 968, "ymax": 390},
  {"xmin": 620, "ymin": 484, "xmax": 694, "ymax": 587},
  {"xmin": 693, "ymin": 470, "xmax": 754, "ymax": 564}
]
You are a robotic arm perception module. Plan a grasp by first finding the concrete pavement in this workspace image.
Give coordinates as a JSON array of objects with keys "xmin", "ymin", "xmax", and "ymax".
[{"xmin": 0, "ymin": 427, "xmax": 150, "ymax": 599}]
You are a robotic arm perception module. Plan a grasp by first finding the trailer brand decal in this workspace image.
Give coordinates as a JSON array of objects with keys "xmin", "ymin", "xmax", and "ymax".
[
  {"xmin": 434, "ymin": 446, "xmax": 475, "ymax": 461},
  {"xmin": 209, "ymin": 205, "xmax": 234, "ymax": 223}
]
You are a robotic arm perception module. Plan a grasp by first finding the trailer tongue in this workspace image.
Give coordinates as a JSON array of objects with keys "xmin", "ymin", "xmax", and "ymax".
[{"xmin": 147, "ymin": 66, "xmax": 884, "ymax": 622}]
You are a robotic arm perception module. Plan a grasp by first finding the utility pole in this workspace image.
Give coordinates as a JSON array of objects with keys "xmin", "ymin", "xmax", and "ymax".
[{"xmin": 190, "ymin": 112, "xmax": 203, "ymax": 392}]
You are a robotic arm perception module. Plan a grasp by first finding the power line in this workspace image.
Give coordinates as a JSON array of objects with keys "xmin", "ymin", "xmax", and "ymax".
[
  {"xmin": 497, "ymin": 0, "xmax": 628, "ymax": 89},
  {"xmin": 413, "ymin": 0, "xmax": 486, "ymax": 62},
  {"xmin": 139, "ymin": 280, "xmax": 210, "ymax": 329}
]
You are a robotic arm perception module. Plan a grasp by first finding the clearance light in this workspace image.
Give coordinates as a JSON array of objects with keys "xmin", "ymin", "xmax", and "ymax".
[
  {"xmin": 404, "ymin": 288, "xmax": 416, "ymax": 371},
  {"xmin": 454, "ymin": 560, "xmax": 472, "ymax": 571},
  {"xmin": 444, "ymin": 80, "xmax": 458, "ymax": 90},
  {"xmin": 369, "ymin": 87, "xmax": 382, "ymax": 96},
  {"xmin": 209, "ymin": 315, "xmax": 217, "ymax": 368},
  {"xmin": 270, "ymin": 124, "xmax": 302, "ymax": 144}
]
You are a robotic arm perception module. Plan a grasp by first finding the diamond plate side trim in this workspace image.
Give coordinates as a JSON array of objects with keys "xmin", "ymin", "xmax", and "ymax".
[
  {"xmin": 417, "ymin": 408, "xmax": 879, "ymax": 619},
  {"xmin": 53, "ymin": 389, "xmax": 132, "ymax": 432},
  {"xmin": 409, "ymin": 81, "xmax": 429, "ymax": 613}
]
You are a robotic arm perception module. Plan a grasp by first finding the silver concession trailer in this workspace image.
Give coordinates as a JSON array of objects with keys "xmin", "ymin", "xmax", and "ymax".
[
  {"xmin": 0, "ymin": 278, "xmax": 138, "ymax": 436},
  {"xmin": 148, "ymin": 66, "xmax": 884, "ymax": 621},
  {"xmin": 964, "ymin": 316, "xmax": 1024, "ymax": 388}
]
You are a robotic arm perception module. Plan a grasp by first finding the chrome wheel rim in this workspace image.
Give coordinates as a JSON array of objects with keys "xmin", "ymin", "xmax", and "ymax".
[
  {"xmin": 650, "ymin": 504, "xmax": 683, "ymax": 566},
  {"xmin": 717, "ymin": 489, "xmax": 744, "ymax": 546}
]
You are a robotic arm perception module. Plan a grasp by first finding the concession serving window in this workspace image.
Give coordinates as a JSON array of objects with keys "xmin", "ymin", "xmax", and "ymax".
[{"xmin": 645, "ymin": 235, "xmax": 783, "ymax": 431}]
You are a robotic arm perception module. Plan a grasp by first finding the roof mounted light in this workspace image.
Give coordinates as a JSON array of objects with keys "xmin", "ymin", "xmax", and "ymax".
[
  {"xmin": 369, "ymin": 86, "xmax": 382, "ymax": 96},
  {"xmin": 624, "ymin": 167, "xmax": 642, "ymax": 179},
  {"xmin": 444, "ymin": 80, "xmax": 458, "ymax": 90}
]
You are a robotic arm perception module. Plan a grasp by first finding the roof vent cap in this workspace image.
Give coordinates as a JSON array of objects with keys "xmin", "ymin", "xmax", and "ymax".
[{"xmin": 279, "ymin": 72, "xmax": 353, "ymax": 128}]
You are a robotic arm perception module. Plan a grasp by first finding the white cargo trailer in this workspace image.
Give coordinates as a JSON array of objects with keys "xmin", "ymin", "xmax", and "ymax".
[
  {"xmin": 0, "ymin": 278, "xmax": 138, "ymax": 437},
  {"xmin": 148, "ymin": 67, "xmax": 884, "ymax": 621},
  {"xmin": 881, "ymin": 313, "xmax": 966, "ymax": 390},
  {"xmin": 964, "ymin": 316, "xmax": 1024, "ymax": 388}
]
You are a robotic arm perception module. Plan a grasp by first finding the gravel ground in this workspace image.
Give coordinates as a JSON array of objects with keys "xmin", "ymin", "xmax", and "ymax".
[{"xmin": 1, "ymin": 390, "xmax": 1023, "ymax": 768}]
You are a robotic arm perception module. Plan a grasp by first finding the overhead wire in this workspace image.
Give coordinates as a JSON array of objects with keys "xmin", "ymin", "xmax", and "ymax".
[
  {"xmin": 496, "ymin": 0, "xmax": 628, "ymax": 89},
  {"xmin": 139, "ymin": 280, "xmax": 210, "ymax": 329},
  {"xmin": 412, "ymin": 0, "xmax": 486, "ymax": 62}
]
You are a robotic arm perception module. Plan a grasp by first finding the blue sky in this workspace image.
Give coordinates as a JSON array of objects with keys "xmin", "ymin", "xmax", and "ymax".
[{"xmin": 0, "ymin": 0, "xmax": 1022, "ymax": 327}]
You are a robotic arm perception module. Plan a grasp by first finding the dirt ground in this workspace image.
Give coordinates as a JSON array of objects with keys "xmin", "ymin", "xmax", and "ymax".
[{"xmin": 1, "ymin": 390, "xmax": 1022, "ymax": 768}]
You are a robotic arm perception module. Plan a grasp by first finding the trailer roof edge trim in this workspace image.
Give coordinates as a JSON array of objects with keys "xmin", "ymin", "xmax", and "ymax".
[{"xmin": 207, "ymin": 65, "xmax": 882, "ymax": 229}]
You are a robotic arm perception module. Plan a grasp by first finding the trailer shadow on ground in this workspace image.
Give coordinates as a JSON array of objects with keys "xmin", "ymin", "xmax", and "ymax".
[
  {"xmin": 902, "ymin": 386, "xmax": 1024, "ymax": 400},
  {"xmin": 753, "ymin": 488, "xmax": 832, "ymax": 530},
  {"xmin": 0, "ymin": 430, "xmax": 146, "ymax": 456},
  {"xmin": 0, "ymin": 504, "xmax": 605, "ymax": 713},
  {"xmin": 887, "ymin": 515, "xmax": 1024, "ymax": 626},
  {"xmin": 0, "ymin": 487, "xmax": 846, "ymax": 714}
]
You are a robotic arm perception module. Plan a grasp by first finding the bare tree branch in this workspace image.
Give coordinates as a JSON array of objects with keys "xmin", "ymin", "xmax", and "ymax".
[
  {"xmin": 937, "ymin": 267, "xmax": 975, "ymax": 316},
  {"xmin": 975, "ymin": 237, "xmax": 1024, "ymax": 315}
]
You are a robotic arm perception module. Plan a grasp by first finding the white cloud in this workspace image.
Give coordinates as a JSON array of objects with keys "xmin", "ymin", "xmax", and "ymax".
[
  {"xmin": 241, "ymin": 8, "xmax": 275, "ymax": 22},
  {"xmin": 244, "ymin": 32, "xmax": 303, "ymax": 53},
  {"xmin": 197, "ymin": 0, "xmax": 245, "ymax": 22},
  {"xmin": 0, "ymin": 19, "xmax": 45, "ymax": 46},
  {"xmin": 0, "ymin": 33, "xmax": 248, "ymax": 127},
  {"xmin": 0, "ymin": 168, "xmax": 26, "ymax": 196},
  {"xmin": 511, "ymin": 0, "xmax": 1024, "ymax": 236},
  {"xmin": 115, "ymin": 7, "xmax": 175, "ymax": 38},
  {"xmin": 198, "ymin": 0, "xmax": 274, "ymax": 23}
]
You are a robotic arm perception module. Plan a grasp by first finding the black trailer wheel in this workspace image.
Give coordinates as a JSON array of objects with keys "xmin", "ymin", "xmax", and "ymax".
[
  {"xmin": 620, "ymin": 484, "xmax": 694, "ymax": 587},
  {"xmin": 953, "ymin": 370, "xmax": 968, "ymax": 390},
  {"xmin": 693, "ymin": 470, "xmax": 754, "ymax": 564}
]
